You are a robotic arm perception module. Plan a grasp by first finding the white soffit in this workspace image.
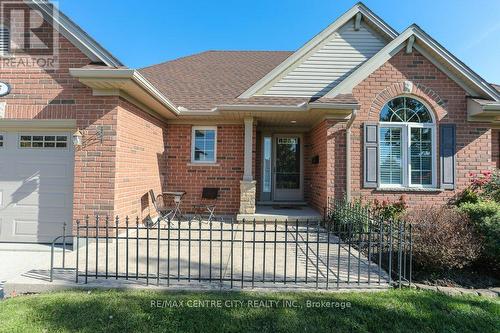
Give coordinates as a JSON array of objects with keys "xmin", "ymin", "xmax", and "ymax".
[{"xmin": 239, "ymin": 3, "xmax": 398, "ymax": 99}]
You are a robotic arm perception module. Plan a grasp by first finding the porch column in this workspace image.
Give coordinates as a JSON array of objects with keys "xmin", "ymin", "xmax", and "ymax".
[{"xmin": 240, "ymin": 117, "xmax": 256, "ymax": 214}]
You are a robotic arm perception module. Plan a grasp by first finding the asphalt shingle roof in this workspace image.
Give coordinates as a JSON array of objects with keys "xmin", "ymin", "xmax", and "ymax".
[{"xmin": 140, "ymin": 51, "xmax": 295, "ymax": 111}]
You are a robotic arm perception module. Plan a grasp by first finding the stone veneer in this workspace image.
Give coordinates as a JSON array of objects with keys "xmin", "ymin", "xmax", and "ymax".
[{"xmin": 239, "ymin": 180, "xmax": 257, "ymax": 214}]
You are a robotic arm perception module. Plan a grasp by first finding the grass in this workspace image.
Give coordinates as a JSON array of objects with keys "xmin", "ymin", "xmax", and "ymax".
[{"xmin": 0, "ymin": 289, "xmax": 498, "ymax": 333}]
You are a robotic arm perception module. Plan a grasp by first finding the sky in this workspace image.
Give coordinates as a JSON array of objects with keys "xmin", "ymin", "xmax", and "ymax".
[{"xmin": 59, "ymin": 0, "xmax": 500, "ymax": 83}]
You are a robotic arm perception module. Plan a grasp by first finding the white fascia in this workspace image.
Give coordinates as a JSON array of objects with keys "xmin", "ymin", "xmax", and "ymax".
[
  {"xmin": 69, "ymin": 68, "xmax": 179, "ymax": 116},
  {"xmin": 27, "ymin": 0, "xmax": 123, "ymax": 67},
  {"xmin": 325, "ymin": 25, "xmax": 500, "ymax": 102}
]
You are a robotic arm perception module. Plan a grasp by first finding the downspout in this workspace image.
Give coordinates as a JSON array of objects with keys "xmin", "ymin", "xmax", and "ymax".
[{"xmin": 345, "ymin": 109, "xmax": 358, "ymax": 202}]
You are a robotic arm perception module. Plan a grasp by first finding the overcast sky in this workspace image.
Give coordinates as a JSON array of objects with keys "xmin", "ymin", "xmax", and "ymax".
[{"xmin": 59, "ymin": 0, "xmax": 500, "ymax": 83}]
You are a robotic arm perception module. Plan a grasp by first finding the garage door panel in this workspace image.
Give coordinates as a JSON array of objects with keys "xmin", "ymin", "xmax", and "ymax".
[
  {"xmin": 14, "ymin": 219, "xmax": 67, "ymax": 238},
  {"xmin": 14, "ymin": 192, "xmax": 68, "ymax": 209},
  {"xmin": 0, "ymin": 131, "xmax": 74, "ymax": 243},
  {"xmin": 16, "ymin": 162, "xmax": 70, "ymax": 179}
]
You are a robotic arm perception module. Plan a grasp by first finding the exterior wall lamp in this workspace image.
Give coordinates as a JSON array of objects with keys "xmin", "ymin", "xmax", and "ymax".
[
  {"xmin": 72, "ymin": 129, "xmax": 83, "ymax": 147},
  {"xmin": 72, "ymin": 127, "xmax": 104, "ymax": 149}
]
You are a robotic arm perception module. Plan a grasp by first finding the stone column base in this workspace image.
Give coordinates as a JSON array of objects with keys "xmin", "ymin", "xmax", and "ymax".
[{"xmin": 239, "ymin": 180, "xmax": 257, "ymax": 214}]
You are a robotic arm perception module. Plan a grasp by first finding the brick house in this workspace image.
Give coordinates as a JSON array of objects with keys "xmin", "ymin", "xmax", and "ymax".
[{"xmin": 0, "ymin": 1, "xmax": 498, "ymax": 243}]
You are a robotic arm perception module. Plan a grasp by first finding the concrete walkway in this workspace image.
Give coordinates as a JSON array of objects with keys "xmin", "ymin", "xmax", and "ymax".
[{"xmin": 4, "ymin": 221, "xmax": 390, "ymax": 296}]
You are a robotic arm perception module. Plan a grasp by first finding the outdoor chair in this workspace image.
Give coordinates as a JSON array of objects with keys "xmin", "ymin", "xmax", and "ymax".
[
  {"xmin": 147, "ymin": 189, "xmax": 174, "ymax": 228},
  {"xmin": 191, "ymin": 187, "xmax": 220, "ymax": 223}
]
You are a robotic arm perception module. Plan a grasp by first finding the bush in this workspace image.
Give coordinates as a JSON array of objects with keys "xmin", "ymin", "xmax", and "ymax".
[
  {"xmin": 482, "ymin": 170, "xmax": 500, "ymax": 202},
  {"xmin": 330, "ymin": 198, "xmax": 371, "ymax": 232},
  {"xmin": 372, "ymin": 196, "xmax": 408, "ymax": 220},
  {"xmin": 406, "ymin": 207, "xmax": 482, "ymax": 271},
  {"xmin": 459, "ymin": 201, "xmax": 500, "ymax": 267},
  {"xmin": 457, "ymin": 169, "xmax": 500, "ymax": 204}
]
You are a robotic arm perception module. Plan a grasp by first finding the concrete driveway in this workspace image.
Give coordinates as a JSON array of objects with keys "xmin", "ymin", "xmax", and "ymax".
[{"xmin": 0, "ymin": 244, "xmax": 57, "ymax": 298}]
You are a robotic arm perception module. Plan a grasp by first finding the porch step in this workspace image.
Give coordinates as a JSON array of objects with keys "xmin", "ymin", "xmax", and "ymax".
[
  {"xmin": 236, "ymin": 205, "xmax": 323, "ymax": 222},
  {"xmin": 256, "ymin": 201, "xmax": 309, "ymax": 207}
]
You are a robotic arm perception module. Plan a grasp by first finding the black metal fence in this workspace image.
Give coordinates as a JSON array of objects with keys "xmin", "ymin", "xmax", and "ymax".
[
  {"xmin": 326, "ymin": 198, "xmax": 413, "ymax": 286},
  {"xmin": 50, "ymin": 202, "xmax": 412, "ymax": 290}
]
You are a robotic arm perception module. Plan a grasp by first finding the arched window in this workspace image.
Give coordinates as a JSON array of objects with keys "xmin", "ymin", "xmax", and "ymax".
[
  {"xmin": 0, "ymin": 25, "xmax": 10, "ymax": 56},
  {"xmin": 379, "ymin": 96, "xmax": 436, "ymax": 187}
]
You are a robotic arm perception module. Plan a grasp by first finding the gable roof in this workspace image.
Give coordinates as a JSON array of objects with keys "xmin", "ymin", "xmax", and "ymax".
[
  {"xmin": 139, "ymin": 51, "xmax": 293, "ymax": 111},
  {"xmin": 27, "ymin": 0, "xmax": 122, "ymax": 67},
  {"xmin": 324, "ymin": 24, "xmax": 500, "ymax": 101},
  {"xmin": 239, "ymin": 2, "xmax": 398, "ymax": 99}
]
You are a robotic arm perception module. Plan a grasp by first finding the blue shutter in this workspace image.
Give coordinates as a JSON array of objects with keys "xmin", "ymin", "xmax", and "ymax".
[
  {"xmin": 364, "ymin": 122, "xmax": 379, "ymax": 188},
  {"xmin": 440, "ymin": 124, "xmax": 456, "ymax": 190}
]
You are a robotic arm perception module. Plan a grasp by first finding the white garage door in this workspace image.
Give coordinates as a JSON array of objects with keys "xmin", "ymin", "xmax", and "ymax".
[{"xmin": 0, "ymin": 132, "xmax": 74, "ymax": 243}]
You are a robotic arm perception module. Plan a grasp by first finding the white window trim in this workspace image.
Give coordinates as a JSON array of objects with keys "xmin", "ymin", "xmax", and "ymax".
[
  {"xmin": 378, "ymin": 123, "xmax": 437, "ymax": 189},
  {"xmin": 191, "ymin": 126, "xmax": 217, "ymax": 164},
  {"xmin": 17, "ymin": 133, "xmax": 70, "ymax": 150},
  {"xmin": 377, "ymin": 96, "xmax": 437, "ymax": 189}
]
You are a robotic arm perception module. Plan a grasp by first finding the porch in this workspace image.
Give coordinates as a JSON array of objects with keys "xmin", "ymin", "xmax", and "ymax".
[{"xmin": 236, "ymin": 204, "xmax": 323, "ymax": 222}]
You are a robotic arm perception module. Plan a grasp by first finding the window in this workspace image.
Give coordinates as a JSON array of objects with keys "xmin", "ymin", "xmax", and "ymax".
[
  {"xmin": 191, "ymin": 126, "xmax": 217, "ymax": 163},
  {"xmin": 262, "ymin": 136, "xmax": 272, "ymax": 193},
  {"xmin": 0, "ymin": 26, "xmax": 10, "ymax": 56},
  {"xmin": 0, "ymin": 134, "xmax": 3, "ymax": 147},
  {"xmin": 379, "ymin": 97, "xmax": 436, "ymax": 188},
  {"xmin": 19, "ymin": 135, "xmax": 68, "ymax": 149}
]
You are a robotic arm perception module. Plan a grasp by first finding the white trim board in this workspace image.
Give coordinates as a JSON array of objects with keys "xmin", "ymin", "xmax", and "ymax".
[
  {"xmin": 238, "ymin": 3, "xmax": 398, "ymax": 99},
  {"xmin": 324, "ymin": 25, "xmax": 500, "ymax": 101}
]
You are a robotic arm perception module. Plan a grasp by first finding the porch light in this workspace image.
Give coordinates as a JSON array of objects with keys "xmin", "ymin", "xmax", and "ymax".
[
  {"xmin": 72, "ymin": 129, "xmax": 83, "ymax": 147},
  {"xmin": 290, "ymin": 120, "xmax": 297, "ymax": 124}
]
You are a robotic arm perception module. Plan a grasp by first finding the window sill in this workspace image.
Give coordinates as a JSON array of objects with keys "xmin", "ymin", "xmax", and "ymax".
[
  {"xmin": 187, "ymin": 162, "xmax": 220, "ymax": 167},
  {"xmin": 375, "ymin": 187, "xmax": 444, "ymax": 193}
]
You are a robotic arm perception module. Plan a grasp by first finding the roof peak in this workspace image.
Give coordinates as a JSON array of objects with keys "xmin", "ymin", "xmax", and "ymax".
[{"xmin": 140, "ymin": 50, "xmax": 293, "ymax": 70}]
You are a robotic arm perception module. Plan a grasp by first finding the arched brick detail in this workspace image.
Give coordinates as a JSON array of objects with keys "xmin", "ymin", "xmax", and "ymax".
[{"xmin": 369, "ymin": 81, "xmax": 448, "ymax": 120}]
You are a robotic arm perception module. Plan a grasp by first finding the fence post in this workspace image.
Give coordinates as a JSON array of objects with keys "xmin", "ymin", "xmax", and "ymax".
[
  {"xmin": 62, "ymin": 222, "xmax": 66, "ymax": 269},
  {"xmin": 76, "ymin": 219, "xmax": 80, "ymax": 283},
  {"xmin": 398, "ymin": 220, "xmax": 403, "ymax": 288},
  {"xmin": 409, "ymin": 223, "xmax": 413, "ymax": 286},
  {"xmin": 85, "ymin": 215, "xmax": 89, "ymax": 284}
]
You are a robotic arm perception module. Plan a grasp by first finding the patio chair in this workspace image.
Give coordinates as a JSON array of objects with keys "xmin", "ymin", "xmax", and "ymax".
[
  {"xmin": 147, "ymin": 189, "xmax": 174, "ymax": 228},
  {"xmin": 191, "ymin": 187, "xmax": 220, "ymax": 223}
]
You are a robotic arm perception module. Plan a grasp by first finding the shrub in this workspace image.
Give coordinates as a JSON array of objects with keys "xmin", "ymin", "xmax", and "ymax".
[
  {"xmin": 459, "ymin": 201, "xmax": 500, "ymax": 267},
  {"xmin": 457, "ymin": 169, "xmax": 500, "ymax": 204},
  {"xmin": 372, "ymin": 196, "xmax": 408, "ymax": 220},
  {"xmin": 482, "ymin": 170, "xmax": 500, "ymax": 202},
  {"xmin": 330, "ymin": 198, "xmax": 371, "ymax": 232},
  {"xmin": 406, "ymin": 207, "xmax": 482, "ymax": 271},
  {"xmin": 454, "ymin": 187, "xmax": 479, "ymax": 206}
]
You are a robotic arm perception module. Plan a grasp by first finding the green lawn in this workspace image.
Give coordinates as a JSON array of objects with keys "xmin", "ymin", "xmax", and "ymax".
[{"xmin": 0, "ymin": 289, "xmax": 498, "ymax": 333}]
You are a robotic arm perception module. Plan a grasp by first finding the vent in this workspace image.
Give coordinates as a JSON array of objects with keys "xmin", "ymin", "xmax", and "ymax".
[{"xmin": 0, "ymin": 26, "xmax": 10, "ymax": 55}]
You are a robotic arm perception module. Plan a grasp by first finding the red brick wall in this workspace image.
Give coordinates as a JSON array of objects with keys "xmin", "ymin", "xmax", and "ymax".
[
  {"xmin": 349, "ymin": 49, "xmax": 496, "ymax": 207},
  {"xmin": 114, "ymin": 100, "xmax": 168, "ymax": 221},
  {"xmin": 304, "ymin": 122, "xmax": 327, "ymax": 210},
  {"xmin": 493, "ymin": 129, "xmax": 500, "ymax": 168},
  {"xmin": 0, "ymin": 3, "xmax": 121, "ymax": 226},
  {"xmin": 304, "ymin": 120, "xmax": 346, "ymax": 212},
  {"xmin": 165, "ymin": 124, "xmax": 246, "ymax": 214}
]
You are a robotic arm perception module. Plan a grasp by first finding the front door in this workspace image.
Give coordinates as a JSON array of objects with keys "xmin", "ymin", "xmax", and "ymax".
[{"xmin": 273, "ymin": 135, "xmax": 303, "ymax": 201}]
